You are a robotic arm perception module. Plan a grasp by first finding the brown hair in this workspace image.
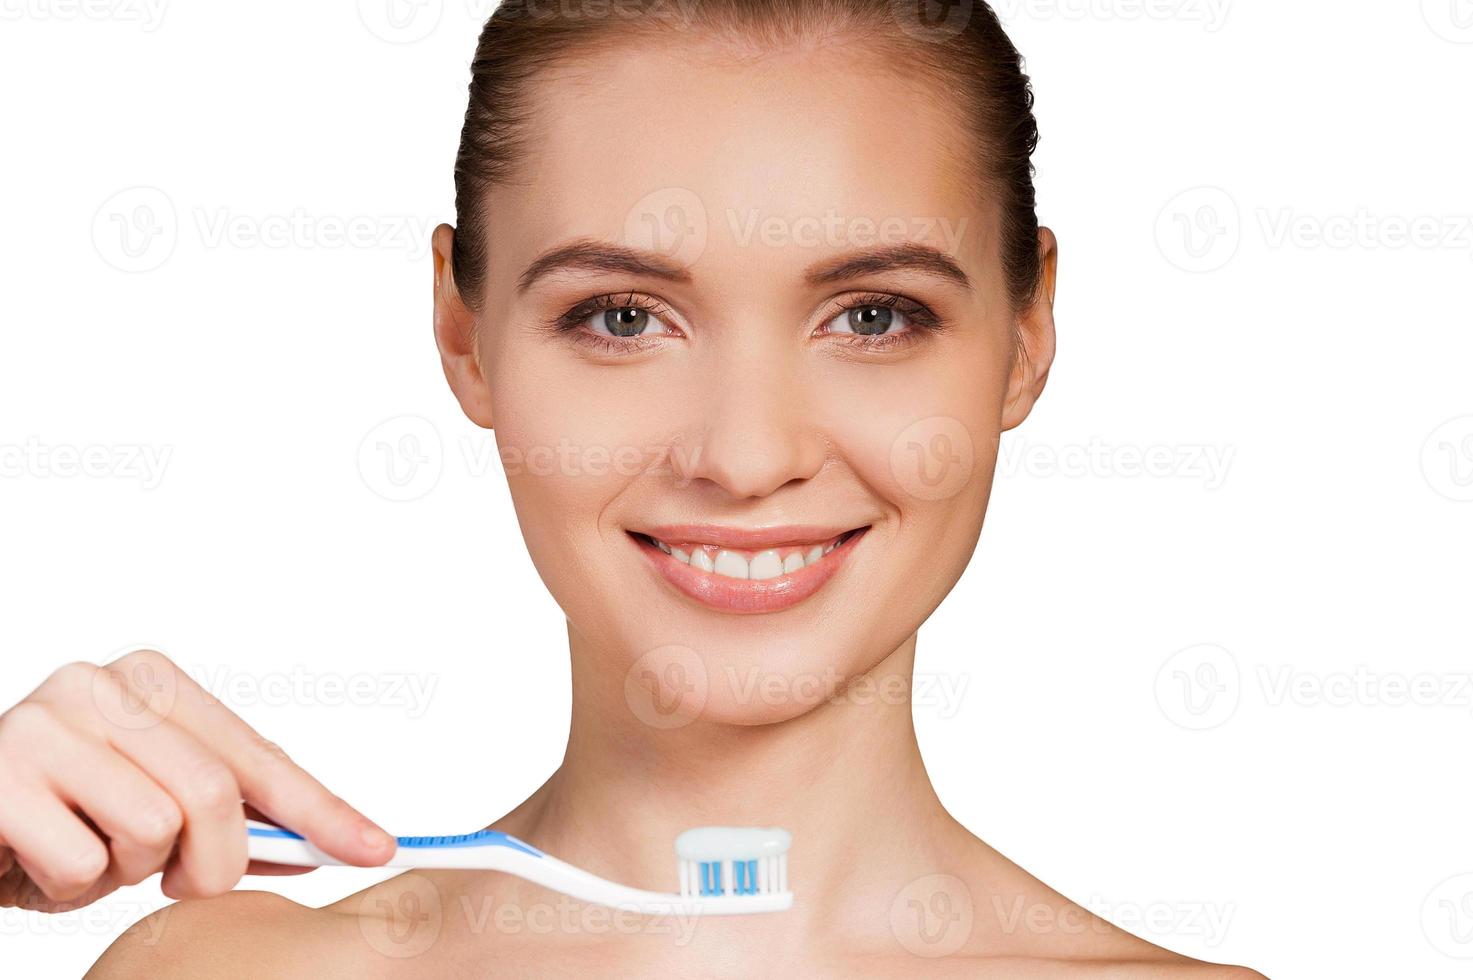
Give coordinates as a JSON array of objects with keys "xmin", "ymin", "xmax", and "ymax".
[{"xmin": 451, "ymin": 0, "xmax": 1040, "ymax": 312}]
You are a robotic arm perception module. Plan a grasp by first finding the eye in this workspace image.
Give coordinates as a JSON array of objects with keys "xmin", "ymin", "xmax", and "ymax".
[
  {"xmin": 551, "ymin": 292, "xmax": 681, "ymax": 347},
  {"xmin": 587, "ymin": 304, "xmax": 675, "ymax": 339},
  {"xmin": 817, "ymin": 292, "xmax": 943, "ymax": 346},
  {"xmin": 827, "ymin": 303, "xmax": 906, "ymax": 337}
]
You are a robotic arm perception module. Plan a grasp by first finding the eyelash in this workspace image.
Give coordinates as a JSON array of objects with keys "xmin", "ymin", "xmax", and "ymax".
[
  {"xmin": 549, "ymin": 291, "xmax": 678, "ymax": 354},
  {"xmin": 549, "ymin": 291, "xmax": 945, "ymax": 354},
  {"xmin": 819, "ymin": 292, "xmax": 944, "ymax": 352}
]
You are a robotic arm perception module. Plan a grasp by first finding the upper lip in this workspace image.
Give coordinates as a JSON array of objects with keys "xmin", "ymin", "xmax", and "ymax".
[{"xmin": 630, "ymin": 523, "xmax": 868, "ymax": 550}]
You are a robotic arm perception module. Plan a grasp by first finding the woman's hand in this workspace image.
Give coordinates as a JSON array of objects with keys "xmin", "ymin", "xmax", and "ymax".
[{"xmin": 0, "ymin": 649, "xmax": 396, "ymax": 913}]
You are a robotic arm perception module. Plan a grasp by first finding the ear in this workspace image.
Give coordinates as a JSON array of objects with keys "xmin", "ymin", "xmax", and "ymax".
[
  {"xmin": 432, "ymin": 224, "xmax": 494, "ymax": 429},
  {"xmin": 1000, "ymin": 227, "xmax": 1058, "ymax": 432}
]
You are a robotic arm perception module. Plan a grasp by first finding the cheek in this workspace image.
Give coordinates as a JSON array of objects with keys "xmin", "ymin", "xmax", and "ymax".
[
  {"xmin": 812, "ymin": 340, "xmax": 1008, "ymax": 523},
  {"xmin": 835, "ymin": 368, "xmax": 1001, "ymax": 609},
  {"xmin": 487, "ymin": 354, "xmax": 675, "ymax": 600}
]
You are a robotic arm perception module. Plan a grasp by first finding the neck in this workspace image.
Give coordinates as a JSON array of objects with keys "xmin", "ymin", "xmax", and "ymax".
[{"xmin": 494, "ymin": 626, "xmax": 968, "ymax": 933}]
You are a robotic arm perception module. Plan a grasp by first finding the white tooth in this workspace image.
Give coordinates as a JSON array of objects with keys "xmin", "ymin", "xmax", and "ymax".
[
  {"xmin": 713, "ymin": 550, "xmax": 749, "ymax": 579},
  {"xmin": 656, "ymin": 540, "xmax": 671, "ymax": 554},
  {"xmin": 823, "ymin": 541, "xmax": 836, "ymax": 555},
  {"xmin": 691, "ymin": 548, "xmax": 715, "ymax": 573},
  {"xmin": 782, "ymin": 552, "xmax": 805, "ymax": 574},
  {"xmin": 805, "ymin": 546, "xmax": 824, "ymax": 564},
  {"xmin": 671, "ymin": 548, "xmax": 691, "ymax": 564},
  {"xmin": 750, "ymin": 550, "xmax": 783, "ymax": 580}
]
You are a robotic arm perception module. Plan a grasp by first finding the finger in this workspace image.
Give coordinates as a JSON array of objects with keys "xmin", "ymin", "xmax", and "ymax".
[
  {"xmin": 23, "ymin": 664, "xmax": 244, "ymax": 899},
  {"xmin": 105, "ymin": 650, "xmax": 395, "ymax": 866},
  {"xmin": 89, "ymin": 714, "xmax": 248, "ymax": 900},
  {"xmin": 0, "ymin": 778, "xmax": 109, "ymax": 904},
  {"xmin": 37, "ymin": 723, "xmax": 182, "ymax": 888}
]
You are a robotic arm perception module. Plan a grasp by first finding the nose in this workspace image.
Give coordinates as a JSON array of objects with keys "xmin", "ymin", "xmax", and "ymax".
[{"xmin": 674, "ymin": 348, "xmax": 827, "ymax": 499}]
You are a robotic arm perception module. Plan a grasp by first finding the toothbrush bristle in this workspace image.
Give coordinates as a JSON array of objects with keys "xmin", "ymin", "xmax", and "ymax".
[{"xmin": 674, "ymin": 827, "xmax": 791, "ymax": 899}]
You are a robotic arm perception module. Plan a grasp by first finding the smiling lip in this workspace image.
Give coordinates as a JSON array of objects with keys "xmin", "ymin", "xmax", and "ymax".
[{"xmin": 629, "ymin": 524, "xmax": 869, "ymax": 614}]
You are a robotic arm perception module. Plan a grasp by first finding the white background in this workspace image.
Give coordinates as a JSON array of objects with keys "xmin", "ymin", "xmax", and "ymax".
[{"xmin": 2, "ymin": 1, "xmax": 1470, "ymax": 976}]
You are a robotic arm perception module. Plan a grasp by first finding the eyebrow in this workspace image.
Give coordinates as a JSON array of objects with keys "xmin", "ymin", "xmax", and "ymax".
[
  {"xmin": 517, "ymin": 239, "xmax": 693, "ymax": 294},
  {"xmin": 516, "ymin": 238, "xmax": 971, "ymax": 294},
  {"xmin": 804, "ymin": 242, "xmax": 972, "ymax": 292}
]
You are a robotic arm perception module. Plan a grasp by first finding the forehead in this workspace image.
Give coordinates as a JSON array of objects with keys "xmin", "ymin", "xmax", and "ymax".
[{"xmin": 489, "ymin": 34, "xmax": 994, "ymax": 275}]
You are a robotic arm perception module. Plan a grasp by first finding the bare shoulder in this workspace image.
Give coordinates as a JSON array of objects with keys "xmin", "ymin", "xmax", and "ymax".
[
  {"xmin": 1081, "ymin": 962, "xmax": 1267, "ymax": 979},
  {"xmin": 1072, "ymin": 960, "xmax": 1266, "ymax": 979},
  {"xmin": 841, "ymin": 955, "xmax": 1267, "ymax": 978},
  {"xmin": 85, "ymin": 889, "xmax": 352, "ymax": 980},
  {"xmin": 966, "ymin": 893, "xmax": 1270, "ymax": 978},
  {"xmin": 914, "ymin": 835, "xmax": 1268, "ymax": 978}
]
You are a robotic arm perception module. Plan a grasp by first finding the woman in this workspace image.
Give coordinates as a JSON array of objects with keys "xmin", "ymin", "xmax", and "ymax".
[{"xmin": 2, "ymin": 0, "xmax": 1260, "ymax": 975}]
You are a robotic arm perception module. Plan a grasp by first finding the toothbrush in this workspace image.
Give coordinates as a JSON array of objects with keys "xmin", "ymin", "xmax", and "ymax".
[{"xmin": 246, "ymin": 820, "xmax": 792, "ymax": 915}]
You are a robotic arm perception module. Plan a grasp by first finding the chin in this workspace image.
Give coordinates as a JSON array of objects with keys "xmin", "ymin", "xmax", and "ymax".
[{"xmin": 613, "ymin": 618, "xmax": 916, "ymax": 730}]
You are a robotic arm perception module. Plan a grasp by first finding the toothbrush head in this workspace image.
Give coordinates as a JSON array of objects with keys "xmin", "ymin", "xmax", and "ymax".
[{"xmin": 676, "ymin": 827, "xmax": 792, "ymax": 909}]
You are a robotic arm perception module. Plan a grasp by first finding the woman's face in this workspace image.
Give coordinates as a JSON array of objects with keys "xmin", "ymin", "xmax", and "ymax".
[{"xmin": 435, "ymin": 35, "xmax": 1054, "ymax": 725}]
